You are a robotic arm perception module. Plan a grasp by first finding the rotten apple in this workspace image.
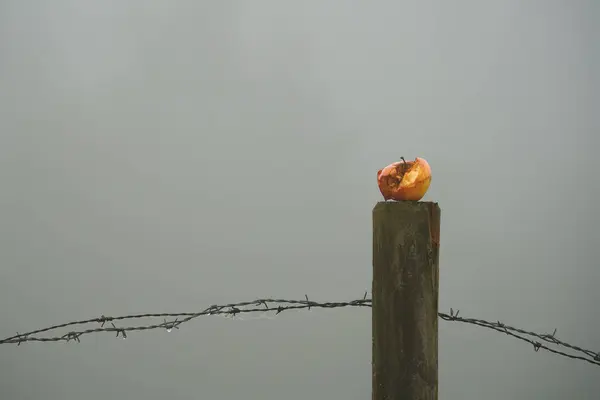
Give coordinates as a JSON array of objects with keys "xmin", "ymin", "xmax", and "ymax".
[{"xmin": 377, "ymin": 157, "xmax": 432, "ymax": 201}]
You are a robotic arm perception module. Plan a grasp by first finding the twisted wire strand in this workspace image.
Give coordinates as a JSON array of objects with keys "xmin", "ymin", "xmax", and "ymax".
[{"xmin": 1, "ymin": 295, "xmax": 597, "ymax": 367}]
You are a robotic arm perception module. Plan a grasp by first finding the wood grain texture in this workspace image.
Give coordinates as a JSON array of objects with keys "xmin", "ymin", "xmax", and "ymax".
[{"xmin": 372, "ymin": 201, "xmax": 441, "ymax": 400}]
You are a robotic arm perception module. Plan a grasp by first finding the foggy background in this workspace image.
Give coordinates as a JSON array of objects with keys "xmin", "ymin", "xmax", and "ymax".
[{"xmin": 1, "ymin": 1, "xmax": 598, "ymax": 399}]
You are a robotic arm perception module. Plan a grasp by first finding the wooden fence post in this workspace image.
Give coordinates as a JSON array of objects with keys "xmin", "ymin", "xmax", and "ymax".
[{"xmin": 372, "ymin": 201, "xmax": 441, "ymax": 400}]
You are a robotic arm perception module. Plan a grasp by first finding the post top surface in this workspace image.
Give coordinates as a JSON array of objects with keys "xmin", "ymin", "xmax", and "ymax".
[{"xmin": 373, "ymin": 200, "xmax": 439, "ymax": 213}]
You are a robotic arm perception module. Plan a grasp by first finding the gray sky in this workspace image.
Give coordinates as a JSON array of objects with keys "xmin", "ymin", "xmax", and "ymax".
[{"xmin": 1, "ymin": 1, "xmax": 598, "ymax": 399}]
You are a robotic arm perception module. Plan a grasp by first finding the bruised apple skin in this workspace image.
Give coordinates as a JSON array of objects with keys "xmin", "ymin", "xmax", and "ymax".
[{"xmin": 377, "ymin": 157, "xmax": 432, "ymax": 201}]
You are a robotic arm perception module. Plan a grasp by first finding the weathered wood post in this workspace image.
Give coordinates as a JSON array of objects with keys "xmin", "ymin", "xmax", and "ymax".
[{"xmin": 372, "ymin": 201, "xmax": 441, "ymax": 400}]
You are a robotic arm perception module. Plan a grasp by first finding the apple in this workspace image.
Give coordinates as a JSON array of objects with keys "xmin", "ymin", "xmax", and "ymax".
[{"xmin": 377, "ymin": 157, "xmax": 432, "ymax": 201}]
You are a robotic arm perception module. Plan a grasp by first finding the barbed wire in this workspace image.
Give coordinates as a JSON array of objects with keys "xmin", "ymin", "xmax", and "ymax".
[{"xmin": 1, "ymin": 294, "xmax": 598, "ymax": 367}]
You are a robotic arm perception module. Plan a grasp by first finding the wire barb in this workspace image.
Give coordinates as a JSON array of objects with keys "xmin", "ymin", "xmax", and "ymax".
[
  {"xmin": 162, "ymin": 318, "xmax": 180, "ymax": 332},
  {"xmin": 63, "ymin": 332, "xmax": 81, "ymax": 343},
  {"xmin": 15, "ymin": 332, "xmax": 26, "ymax": 346},
  {"xmin": 111, "ymin": 323, "xmax": 127, "ymax": 339},
  {"xmin": 0, "ymin": 295, "xmax": 597, "ymax": 367},
  {"xmin": 97, "ymin": 315, "xmax": 112, "ymax": 327},
  {"xmin": 305, "ymin": 294, "xmax": 311, "ymax": 311}
]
